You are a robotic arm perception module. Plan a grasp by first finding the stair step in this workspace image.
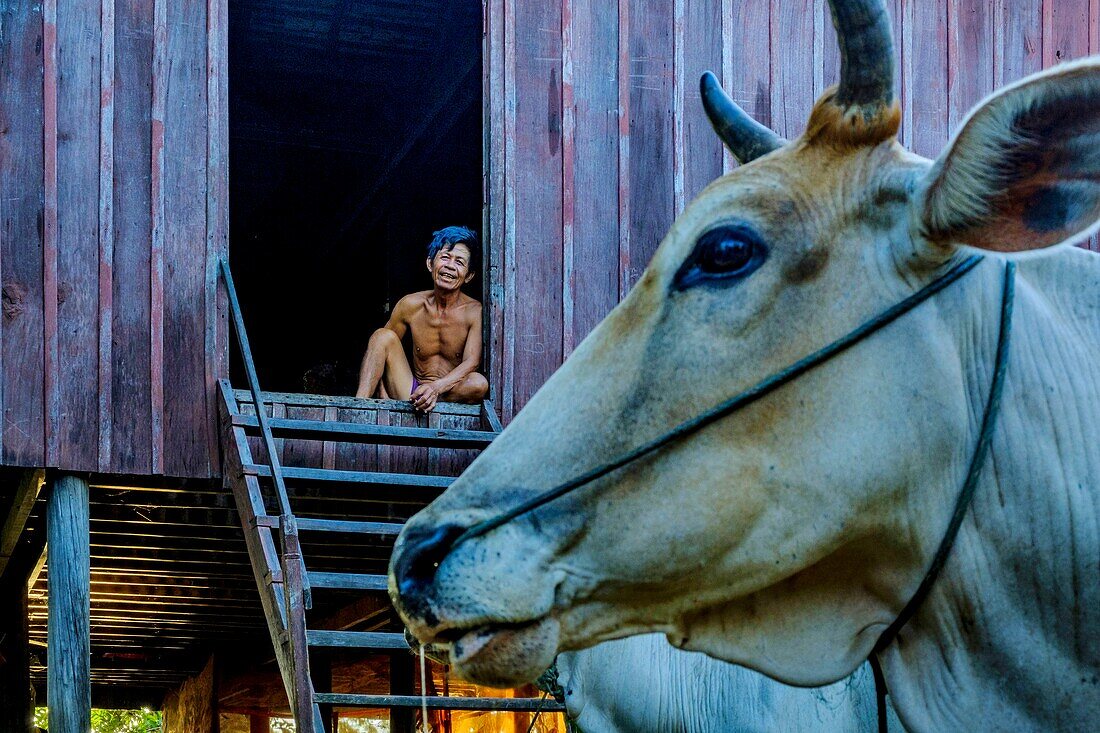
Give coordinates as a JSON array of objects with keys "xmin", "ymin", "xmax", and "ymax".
[
  {"xmin": 233, "ymin": 414, "xmax": 496, "ymax": 448},
  {"xmin": 312, "ymin": 693, "xmax": 565, "ymax": 712},
  {"xmin": 243, "ymin": 464, "xmax": 452, "ymax": 489},
  {"xmin": 307, "ymin": 630, "xmax": 409, "ymax": 649},
  {"xmin": 253, "ymin": 516, "xmax": 405, "ymax": 535},
  {"xmin": 308, "ymin": 571, "xmax": 388, "ymax": 591},
  {"xmin": 299, "ymin": 517, "xmax": 404, "ymax": 535}
]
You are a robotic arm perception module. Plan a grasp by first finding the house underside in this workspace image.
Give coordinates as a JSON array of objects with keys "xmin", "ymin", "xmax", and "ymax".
[{"xmin": 0, "ymin": 1, "xmax": 559, "ymax": 729}]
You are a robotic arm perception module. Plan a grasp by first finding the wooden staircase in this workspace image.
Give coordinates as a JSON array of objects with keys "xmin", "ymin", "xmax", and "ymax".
[{"xmin": 216, "ymin": 259, "xmax": 563, "ymax": 731}]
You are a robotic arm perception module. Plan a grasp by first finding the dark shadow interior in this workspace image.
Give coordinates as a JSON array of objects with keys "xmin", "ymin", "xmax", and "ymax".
[{"xmin": 229, "ymin": 0, "xmax": 483, "ymax": 394}]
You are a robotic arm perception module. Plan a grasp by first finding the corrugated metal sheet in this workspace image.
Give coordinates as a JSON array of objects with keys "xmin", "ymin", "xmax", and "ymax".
[{"xmin": 486, "ymin": 0, "xmax": 1100, "ymax": 421}]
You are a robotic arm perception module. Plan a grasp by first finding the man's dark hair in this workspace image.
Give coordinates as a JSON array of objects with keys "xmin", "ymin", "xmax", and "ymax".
[{"xmin": 427, "ymin": 226, "xmax": 480, "ymax": 274}]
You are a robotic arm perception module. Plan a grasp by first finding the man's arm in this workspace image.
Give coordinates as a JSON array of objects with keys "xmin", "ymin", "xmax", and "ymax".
[
  {"xmin": 410, "ymin": 303, "xmax": 482, "ymax": 411},
  {"xmin": 382, "ymin": 296, "xmax": 414, "ymax": 340}
]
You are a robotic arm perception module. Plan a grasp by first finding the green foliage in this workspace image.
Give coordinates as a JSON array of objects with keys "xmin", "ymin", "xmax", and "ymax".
[
  {"xmin": 257, "ymin": 717, "xmax": 391, "ymax": 732},
  {"xmin": 33, "ymin": 708, "xmax": 162, "ymax": 732}
]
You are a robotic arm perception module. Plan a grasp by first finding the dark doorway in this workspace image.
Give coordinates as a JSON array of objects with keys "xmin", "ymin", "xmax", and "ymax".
[{"xmin": 228, "ymin": 0, "xmax": 484, "ymax": 394}]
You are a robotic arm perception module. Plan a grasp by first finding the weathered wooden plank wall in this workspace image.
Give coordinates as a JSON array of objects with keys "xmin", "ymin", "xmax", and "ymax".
[
  {"xmin": 1, "ymin": 0, "xmax": 1096, "ymax": 471},
  {"xmin": 0, "ymin": 0, "xmax": 227, "ymax": 478},
  {"xmin": 487, "ymin": 0, "xmax": 1100, "ymax": 421}
]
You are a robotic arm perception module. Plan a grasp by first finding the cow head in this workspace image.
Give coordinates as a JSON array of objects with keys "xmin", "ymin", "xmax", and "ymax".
[{"xmin": 389, "ymin": 0, "xmax": 1100, "ymax": 689}]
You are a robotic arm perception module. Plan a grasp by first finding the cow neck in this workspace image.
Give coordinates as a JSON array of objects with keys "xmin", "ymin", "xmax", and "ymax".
[{"xmin": 869, "ymin": 259, "xmax": 1015, "ymax": 732}]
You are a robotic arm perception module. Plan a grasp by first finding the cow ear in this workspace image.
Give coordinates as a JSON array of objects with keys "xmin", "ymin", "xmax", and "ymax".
[{"xmin": 917, "ymin": 58, "xmax": 1100, "ymax": 254}]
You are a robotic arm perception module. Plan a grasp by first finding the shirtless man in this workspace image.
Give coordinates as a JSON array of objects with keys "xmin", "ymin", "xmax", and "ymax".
[{"xmin": 355, "ymin": 226, "xmax": 488, "ymax": 412}]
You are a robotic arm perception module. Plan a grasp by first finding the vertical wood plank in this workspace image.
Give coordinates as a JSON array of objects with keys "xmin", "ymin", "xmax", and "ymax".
[
  {"xmin": 98, "ymin": 0, "xmax": 116, "ymax": 472},
  {"xmin": 111, "ymin": 0, "xmax": 154, "ymax": 474},
  {"xmin": 322, "ymin": 405, "xmax": 337, "ymax": 469},
  {"xmin": 282, "ymin": 406, "xmax": 324, "ymax": 469},
  {"xmin": 427, "ymin": 410, "xmax": 443, "ymax": 477},
  {"xmin": 1047, "ymin": 0, "xmax": 1091, "ymax": 63},
  {"xmin": 1093, "ymin": 0, "xmax": 1100, "ymax": 252},
  {"xmin": 374, "ymin": 408, "xmax": 392, "ymax": 475},
  {"xmin": 999, "ymin": 0, "xmax": 1043, "ymax": 86},
  {"xmin": 624, "ymin": 0, "xmax": 674, "ymax": 289},
  {"xmin": 885, "ymin": 0, "xmax": 905, "ymax": 146},
  {"xmin": 389, "ymin": 410, "xmax": 429, "ymax": 477},
  {"xmin": 47, "ymin": 474, "xmax": 91, "ymax": 732},
  {"xmin": 567, "ymin": 0, "xmax": 619, "ymax": 350},
  {"xmin": 681, "ymin": 0, "xmax": 723, "ymax": 202},
  {"xmin": 1091, "ymin": 0, "xmax": 1100, "ymax": 55},
  {"xmin": 43, "ymin": 0, "xmax": 60, "ymax": 467},
  {"xmin": 501, "ymin": 0, "xmax": 518, "ymax": 419},
  {"xmin": 0, "ymin": 1, "xmax": 46, "ymax": 467},
  {"xmin": 1046, "ymin": 0, "xmax": 1094, "ymax": 250},
  {"xmin": 562, "ymin": 0, "xmax": 576, "ymax": 357},
  {"xmin": 1046, "ymin": 0, "xmax": 1092, "ymax": 66},
  {"xmin": 908, "ymin": 0, "xmax": 950, "ymax": 157},
  {"xmin": 721, "ymin": 0, "xmax": 734, "ymax": 173},
  {"xmin": 55, "ymin": 0, "xmax": 103, "ymax": 472},
  {"xmin": 673, "ymin": 0, "xmax": 686, "ymax": 215},
  {"xmin": 207, "ymin": 0, "xmax": 230, "ymax": 466},
  {"xmin": 486, "ymin": 0, "xmax": 506, "ymax": 407},
  {"xmin": 164, "ymin": 0, "xmax": 211, "ymax": 478},
  {"xmin": 820, "ymin": 0, "xmax": 839, "ymax": 92},
  {"xmin": 150, "ymin": 0, "xmax": 167, "ymax": 474},
  {"xmin": 949, "ymin": 0, "xmax": 996, "ymax": 131},
  {"xmin": 770, "ymin": 0, "xmax": 816, "ymax": 139},
  {"xmin": 812, "ymin": 0, "xmax": 826, "ymax": 98},
  {"xmin": 511, "ymin": 0, "xmax": 564, "ymax": 411},
  {"xmin": 334, "ymin": 406, "xmax": 375, "ymax": 478},
  {"xmin": 617, "ymin": 0, "xmax": 631, "ymax": 300},
  {"xmin": 729, "ymin": 0, "xmax": 773, "ymax": 155}
]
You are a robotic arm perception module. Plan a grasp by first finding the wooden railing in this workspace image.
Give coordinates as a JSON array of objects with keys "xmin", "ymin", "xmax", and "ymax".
[{"xmin": 218, "ymin": 257, "xmax": 317, "ymax": 727}]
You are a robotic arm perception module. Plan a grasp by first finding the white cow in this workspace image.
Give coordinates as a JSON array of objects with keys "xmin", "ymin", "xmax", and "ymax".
[
  {"xmin": 391, "ymin": 0, "xmax": 1100, "ymax": 730},
  {"xmin": 554, "ymin": 635, "xmax": 901, "ymax": 732}
]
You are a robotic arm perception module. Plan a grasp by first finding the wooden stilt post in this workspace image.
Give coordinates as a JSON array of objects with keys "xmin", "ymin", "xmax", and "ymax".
[
  {"xmin": 249, "ymin": 714, "xmax": 270, "ymax": 733},
  {"xmin": 47, "ymin": 474, "xmax": 90, "ymax": 733},
  {"xmin": 0, "ymin": 573, "xmax": 34, "ymax": 732}
]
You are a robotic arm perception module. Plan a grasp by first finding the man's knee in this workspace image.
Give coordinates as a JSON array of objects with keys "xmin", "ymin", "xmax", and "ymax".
[
  {"xmin": 369, "ymin": 328, "xmax": 399, "ymax": 350},
  {"xmin": 466, "ymin": 372, "xmax": 489, "ymax": 399}
]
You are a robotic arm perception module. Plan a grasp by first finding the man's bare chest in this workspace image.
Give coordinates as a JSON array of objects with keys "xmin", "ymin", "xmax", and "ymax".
[{"xmin": 409, "ymin": 310, "xmax": 468, "ymax": 358}]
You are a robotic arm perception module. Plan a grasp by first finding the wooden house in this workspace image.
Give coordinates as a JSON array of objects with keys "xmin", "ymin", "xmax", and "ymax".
[{"xmin": 0, "ymin": 0, "xmax": 1097, "ymax": 730}]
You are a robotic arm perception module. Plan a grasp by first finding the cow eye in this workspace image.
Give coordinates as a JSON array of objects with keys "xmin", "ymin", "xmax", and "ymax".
[{"xmin": 673, "ymin": 224, "xmax": 767, "ymax": 290}]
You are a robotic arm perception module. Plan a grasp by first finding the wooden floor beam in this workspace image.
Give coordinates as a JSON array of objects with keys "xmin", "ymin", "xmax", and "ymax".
[
  {"xmin": 47, "ymin": 474, "xmax": 91, "ymax": 733},
  {"xmin": 0, "ymin": 469, "xmax": 45, "ymax": 582}
]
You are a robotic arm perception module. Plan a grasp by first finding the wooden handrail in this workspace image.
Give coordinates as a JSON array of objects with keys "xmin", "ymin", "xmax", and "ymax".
[
  {"xmin": 218, "ymin": 257, "xmax": 297, "ymax": 522},
  {"xmin": 219, "ymin": 257, "xmax": 317, "ymax": 730}
]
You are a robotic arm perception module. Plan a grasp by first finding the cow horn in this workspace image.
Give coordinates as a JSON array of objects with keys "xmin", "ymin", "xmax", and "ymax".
[
  {"xmin": 700, "ymin": 71, "xmax": 785, "ymax": 164},
  {"xmin": 828, "ymin": 0, "xmax": 895, "ymax": 108}
]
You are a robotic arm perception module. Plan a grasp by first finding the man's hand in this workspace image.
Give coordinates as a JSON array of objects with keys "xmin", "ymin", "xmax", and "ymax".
[{"xmin": 410, "ymin": 382, "xmax": 442, "ymax": 413}]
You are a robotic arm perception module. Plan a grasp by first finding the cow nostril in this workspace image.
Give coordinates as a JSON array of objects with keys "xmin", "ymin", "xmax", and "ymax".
[{"xmin": 394, "ymin": 523, "xmax": 466, "ymax": 602}]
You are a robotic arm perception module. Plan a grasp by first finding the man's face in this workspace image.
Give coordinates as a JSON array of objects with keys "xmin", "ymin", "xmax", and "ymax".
[{"xmin": 427, "ymin": 243, "xmax": 475, "ymax": 291}]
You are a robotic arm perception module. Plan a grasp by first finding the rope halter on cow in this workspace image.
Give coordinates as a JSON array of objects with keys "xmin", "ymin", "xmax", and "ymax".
[
  {"xmin": 443, "ymin": 257, "xmax": 1015, "ymax": 733},
  {"xmin": 406, "ymin": 4, "xmax": 1017, "ymax": 729}
]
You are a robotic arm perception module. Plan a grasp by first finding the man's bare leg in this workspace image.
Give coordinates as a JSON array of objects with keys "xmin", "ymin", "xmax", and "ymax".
[
  {"xmin": 356, "ymin": 328, "xmax": 415, "ymax": 399},
  {"xmin": 440, "ymin": 372, "xmax": 489, "ymax": 404}
]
